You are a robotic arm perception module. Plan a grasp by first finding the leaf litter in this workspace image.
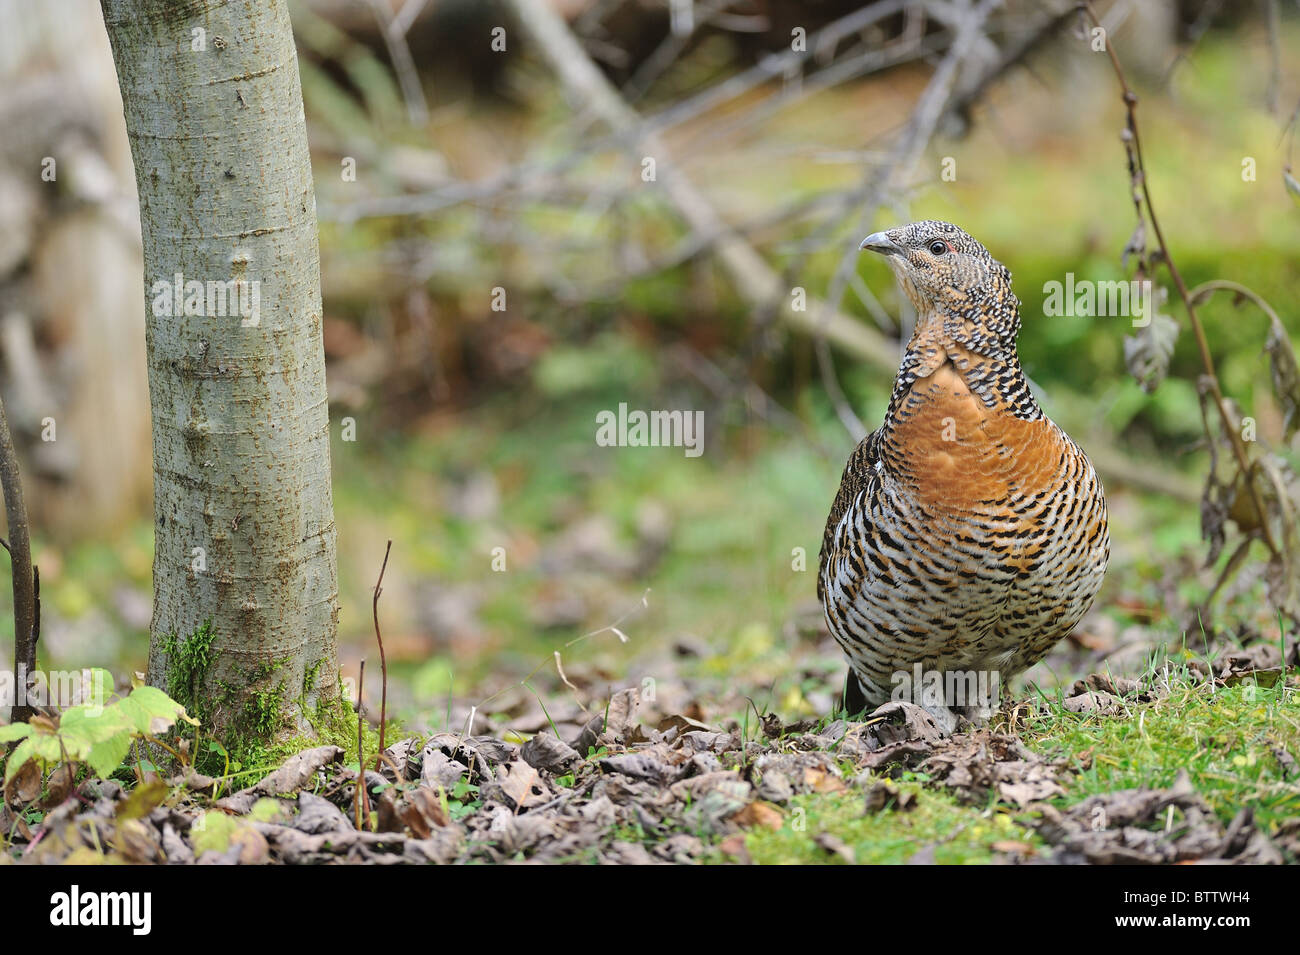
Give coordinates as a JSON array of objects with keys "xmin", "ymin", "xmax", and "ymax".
[{"xmin": 2, "ymin": 624, "xmax": 1296, "ymax": 865}]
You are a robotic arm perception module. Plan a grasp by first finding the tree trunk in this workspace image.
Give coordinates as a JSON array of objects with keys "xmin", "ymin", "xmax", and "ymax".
[{"xmin": 99, "ymin": 0, "xmax": 341, "ymax": 743}]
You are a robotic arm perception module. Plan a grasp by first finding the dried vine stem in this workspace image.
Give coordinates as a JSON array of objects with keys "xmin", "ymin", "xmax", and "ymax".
[
  {"xmin": 355, "ymin": 658, "xmax": 369, "ymax": 831},
  {"xmin": 1080, "ymin": 2, "xmax": 1281, "ymax": 559},
  {"xmin": 0, "ymin": 395, "xmax": 36, "ymax": 723},
  {"xmin": 372, "ymin": 540, "xmax": 392, "ymax": 767}
]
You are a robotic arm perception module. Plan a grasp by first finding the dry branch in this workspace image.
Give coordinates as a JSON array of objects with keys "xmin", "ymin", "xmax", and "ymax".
[
  {"xmin": 0, "ymin": 394, "xmax": 35, "ymax": 723},
  {"xmin": 506, "ymin": 0, "xmax": 899, "ymax": 379},
  {"xmin": 810, "ymin": 0, "xmax": 1003, "ymax": 440},
  {"xmin": 372, "ymin": 540, "xmax": 392, "ymax": 767},
  {"xmin": 1080, "ymin": 2, "xmax": 1281, "ymax": 559}
]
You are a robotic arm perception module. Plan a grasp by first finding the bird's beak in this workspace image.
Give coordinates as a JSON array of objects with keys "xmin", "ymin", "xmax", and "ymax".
[{"xmin": 859, "ymin": 231, "xmax": 902, "ymax": 256}]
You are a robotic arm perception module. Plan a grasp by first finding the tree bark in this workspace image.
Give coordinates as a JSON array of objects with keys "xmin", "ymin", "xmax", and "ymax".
[{"xmin": 100, "ymin": 0, "xmax": 340, "ymax": 741}]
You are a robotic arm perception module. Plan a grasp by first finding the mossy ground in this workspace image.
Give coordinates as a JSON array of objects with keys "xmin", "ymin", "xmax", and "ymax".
[
  {"xmin": 741, "ymin": 781, "xmax": 1040, "ymax": 864},
  {"xmin": 739, "ymin": 676, "xmax": 1298, "ymax": 865}
]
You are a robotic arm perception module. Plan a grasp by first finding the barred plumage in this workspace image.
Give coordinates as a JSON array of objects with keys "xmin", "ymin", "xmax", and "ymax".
[{"xmin": 818, "ymin": 221, "xmax": 1109, "ymax": 733}]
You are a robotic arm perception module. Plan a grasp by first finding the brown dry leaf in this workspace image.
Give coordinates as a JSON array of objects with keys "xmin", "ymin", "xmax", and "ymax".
[
  {"xmin": 656, "ymin": 713, "xmax": 715, "ymax": 735},
  {"xmin": 246, "ymin": 745, "xmax": 344, "ymax": 797},
  {"xmin": 1034, "ymin": 770, "xmax": 1282, "ymax": 864},
  {"xmin": 803, "ymin": 766, "xmax": 847, "ymax": 794},
  {"xmin": 859, "ymin": 739, "xmax": 933, "ymax": 771},
  {"xmin": 378, "ymin": 786, "xmax": 450, "ymax": 838},
  {"xmin": 1219, "ymin": 643, "xmax": 1284, "ymax": 685},
  {"xmin": 5, "ymin": 758, "xmax": 41, "ymax": 805},
  {"xmin": 230, "ymin": 826, "xmax": 270, "ymax": 865},
  {"xmin": 571, "ymin": 686, "xmax": 642, "ymax": 753},
  {"xmin": 670, "ymin": 771, "xmax": 750, "ymax": 804},
  {"xmin": 519, "ymin": 733, "xmax": 580, "ymax": 774},
  {"xmin": 40, "ymin": 762, "xmax": 76, "ymax": 809},
  {"xmin": 602, "ymin": 687, "xmax": 641, "ymax": 738},
  {"xmin": 1124, "ymin": 311, "xmax": 1179, "ymax": 393},
  {"xmin": 863, "ymin": 781, "xmax": 916, "ymax": 813},
  {"xmin": 730, "ymin": 801, "xmax": 784, "ymax": 831},
  {"xmin": 1265, "ymin": 313, "xmax": 1300, "ymax": 438},
  {"xmin": 496, "ymin": 760, "xmax": 548, "ymax": 810},
  {"xmin": 813, "ymin": 832, "xmax": 856, "ymax": 864},
  {"xmin": 998, "ymin": 765, "xmax": 1065, "ymax": 807},
  {"xmin": 293, "ymin": 792, "xmax": 352, "ymax": 835},
  {"xmin": 991, "ymin": 840, "xmax": 1036, "ymax": 856},
  {"xmin": 920, "ymin": 730, "xmax": 1066, "ymax": 807},
  {"xmin": 171, "ymin": 767, "xmax": 218, "ymax": 794},
  {"xmin": 869, "ymin": 700, "xmax": 945, "ymax": 744},
  {"xmin": 598, "ymin": 750, "xmax": 678, "ymax": 786},
  {"xmin": 420, "ymin": 749, "xmax": 469, "ymax": 790},
  {"xmin": 114, "ymin": 818, "xmax": 162, "ymax": 863},
  {"xmin": 717, "ymin": 833, "xmax": 752, "ymax": 864}
]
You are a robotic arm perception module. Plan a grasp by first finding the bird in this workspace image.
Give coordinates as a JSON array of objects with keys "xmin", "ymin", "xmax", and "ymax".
[{"xmin": 817, "ymin": 220, "xmax": 1109, "ymax": 734}]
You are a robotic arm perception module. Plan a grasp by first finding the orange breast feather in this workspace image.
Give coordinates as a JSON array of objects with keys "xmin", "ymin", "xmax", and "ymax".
[{"xmin": 888, "ymin": 360, "xmax": 1062, "ymax": 515}]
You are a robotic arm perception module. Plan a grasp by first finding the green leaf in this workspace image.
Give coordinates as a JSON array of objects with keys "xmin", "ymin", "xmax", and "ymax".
[
  {"xmin": 5, "ymin": 736, "xmax": 59, "ymax": 783},
  {"xmin": 192, "ymin": 811, "xmax": 239, "ymax": 855},
  {"xmin": 59, "ymin": 705, "xmax": 133, "ymax": 744},
  {"xmin": 115, "ymin": 685, "xmax": 194, "ymax": 734},
  {"xmin": 85, "ymin": 734, "xmax": 133, "ymax": 780},
  {"xmin": 116, "ymin": 780, "xmax": 169, "ymax": 821},
  {"xmin": 0, "ymin": 723, "xmax": 33, "ymax": 743},
  {"xmin": 249, "ymin": 798, "xmax": 287, "ymax": 823}
]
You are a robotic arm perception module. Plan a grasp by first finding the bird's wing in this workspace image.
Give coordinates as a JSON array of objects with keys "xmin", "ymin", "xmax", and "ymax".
[{"xmin": 817, "ymin": 428, "xmax": 882, "ymax": 603}]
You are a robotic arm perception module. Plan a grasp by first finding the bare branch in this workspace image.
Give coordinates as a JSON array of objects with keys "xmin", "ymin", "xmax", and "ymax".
[
  {"xmin": 0, "ymin": 394, "xmax": 35, "ymax": 724},
  {"xmin": 1080, "ymin": 1, "xmax": 1280, "ymax": 559},
  {"xmin": 505, "ymin": 0, "xmax": 900, "ymax": 376},
  {"xmin": 367, "ymin": 0, "xmax": 429, "ymax": 126}
]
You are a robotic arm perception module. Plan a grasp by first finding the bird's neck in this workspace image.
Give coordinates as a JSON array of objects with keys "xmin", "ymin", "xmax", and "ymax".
[{"xmin": 885, "ymin": 285, "xmax": 1040, "ymax": 431}]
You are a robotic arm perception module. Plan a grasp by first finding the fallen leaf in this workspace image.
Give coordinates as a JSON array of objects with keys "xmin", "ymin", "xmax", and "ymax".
[{"xmin": 730, "ymin": 801, "xmax": 783, "ymax": 831}]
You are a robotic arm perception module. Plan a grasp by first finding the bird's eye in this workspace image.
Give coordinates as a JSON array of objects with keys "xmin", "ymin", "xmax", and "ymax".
[{"xmin": 928, "ymin": 239, "xmax": 950, "ymax": 255}]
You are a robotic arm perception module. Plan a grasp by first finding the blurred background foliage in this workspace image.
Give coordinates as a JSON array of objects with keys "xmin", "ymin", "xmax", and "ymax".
[{"xmin": 0, "ymin": 0, "xmax": 1295, "ymax": 729}]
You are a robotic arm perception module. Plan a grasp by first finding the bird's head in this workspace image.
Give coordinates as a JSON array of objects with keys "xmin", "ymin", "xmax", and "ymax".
[{"xmin": 859, "ymin": 219, "xmax": 1012, "ymax": 317}]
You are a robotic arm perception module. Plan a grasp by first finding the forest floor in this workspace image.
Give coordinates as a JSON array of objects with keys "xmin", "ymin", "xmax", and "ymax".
[
  {"xmin": 4, "ymin": 394, "xmax": 1299, "ymax": 864},
  {"xmin": 4, "ymin": 615, "xmax": 1295, "ymax": 865}
]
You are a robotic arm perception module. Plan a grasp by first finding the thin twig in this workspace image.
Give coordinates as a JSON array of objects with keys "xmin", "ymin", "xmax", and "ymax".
[
  {"xmin": 621, "ymin": 0, "xmax": 738, "ymax": 103},
  {"xmin": 1080, "ymin": 2, "xmax": 1280, "ymax": 559},
  {"xmin": 390, "ymin": 0, "xmax": 429, "ymax": 38},
  {"xmin": 505, "ymin": 0, "xmax": 900, "ymax": 378},
  {"xmin": 474, "ymin": 588, "xmax": 651, "ymax": 714},
  {"xmin": 354, "ymin": 658, "xmax": 368, "ymax": 831},
  {"xmin": 372, "ymin": 539, "xmax": 392, "ymax": 768},
  {"xmin": 366, "ymin": 0, "xmax": 429, "ymax": 126},
  {"xmin": 0, "ymin": 394, "xmax": 35, "ymax": 724},
  {"xmin": 944, "ymin": 2, "xmax": 1078, "ymax": 127},
  {"xmin": 1265, "ymin": 0, "xmax": 1282, "ymax": 115},
  {"xmin": 327, "ymin": 1, "xmax": 913, "ymax": 225},
  {"xmin": 809, "ymin": 0, "xmax": 1003, "ymax": 442}
]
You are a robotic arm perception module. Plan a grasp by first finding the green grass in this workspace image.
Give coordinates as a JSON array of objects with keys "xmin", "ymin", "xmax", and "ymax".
[
  {"xmin": 740, "ymin": 673, "xmax": 1299, "ymax": 865},
  {"xmin": 1024, "ymin": 677, "xmax": 1300, "ymax": 837},
  {"xmin": 743, "ymin": 779, "xmax": 1041, "ymax": 864}
]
